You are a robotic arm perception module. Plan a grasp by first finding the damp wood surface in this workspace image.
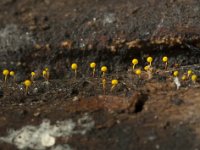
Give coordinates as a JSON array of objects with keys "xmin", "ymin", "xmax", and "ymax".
[{"xmin": 0, "ymin": 0, "xmax": 200, "ymax": 150}]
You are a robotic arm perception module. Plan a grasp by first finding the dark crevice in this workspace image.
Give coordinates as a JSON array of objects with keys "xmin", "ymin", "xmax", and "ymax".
[{"xmin": 134, "ymin": 93, "xmax": 148, "ymax": 113}]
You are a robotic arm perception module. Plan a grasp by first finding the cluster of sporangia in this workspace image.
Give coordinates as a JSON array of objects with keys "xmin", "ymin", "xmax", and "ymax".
[{"xmin": 2, "ymin": 56, "xmax": 198, "ymax": 95}]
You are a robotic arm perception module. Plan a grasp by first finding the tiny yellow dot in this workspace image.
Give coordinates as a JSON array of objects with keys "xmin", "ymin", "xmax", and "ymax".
[
  {"xmin": 101, "ymin": 66, "xmax": 107, "ymax": 72},
  {"xmin": 173, "ymin": 71, "xmax": 179, "ymax": 77},
  {"xmin": 181, "ymin": 75, "xmax": 186, "ymax": 81},
  {"xmin": 90, "ymin": 62, "xmax": 96, "ymax": 69},
  {"xmin": 135, "ymin": 69, "xmax": 141, "ymax": 75},
  {"xmin": 31, "ymin": 72, "xmax": 36, "ymax": 76},
  {"xmin": 187, "ymin": 70, "xmax": 192, "ymax": 76},
  {"xmin": 112, "ymin": 79, "xmax": 118, "ymax": 85},
  {"xmin": 191, "ymin": 74, "xmax": 197, "ymax": 81},
  {"xmin": 132, "ymin": 59, "xmax": 138, "ymax": 65},
  {"xmin": 147, "ymin": 57, "xmax": 153, "ymax": 63},
  {"xmin": 144, "ymin": 66, "xmax": 149, "ymax": 71},
  {"xmin": 10, "ymin": 71, "xmax": 15, "ymax": 76},
  {"xmin": 45, "ymin": 67, "xmax": 49, "ymax": 71},
  {"xmin": 24, "ymin": 80, "xmax": 31, "ymax": 87},
  {"xmin": 3, "ymin": 69, "xmax": 9, "ymax": 76},
  {"xmin": 43, "ymin": 70, "xmax": 47, "ymax": 76},
  {"xmin": 162, "ymin": 56, "xmax": 168, "ymax": 62},
  {"xmin": 71, "ymin": 63, "xmax": 78, "ymax": 70}
]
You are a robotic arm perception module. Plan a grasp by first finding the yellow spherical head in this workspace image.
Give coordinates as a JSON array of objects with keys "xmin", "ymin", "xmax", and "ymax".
[
  {"xmin": 147, "ymin": 57, "xmax": 153, "ymax": 63},
  {"xmin": 31, "ymin": 72, "xmax": 36, "ymax": 77},
  {"xmin": 144, "ymin": 65, "xmax": 149, "ymax": 71},
  {"xmin": 191, "ymin": 74, "xmax": 197, "ymax": 82},
  {"xmin": 45, "ymin": 67, "xmax": 49, "ymax": 71},
  {"xmin": 135, "ymin": 69, "xmax": 141, "ymax": 75},
  {"xmin": 162, "ymin": 56, "xmax": 168, "ymax": 62},
  {"xmin": 181, "ymin": 75, "xmax": 186, "ymax": 81},
  {"xmin": 3, "ymin": 69, "xmax": 9, "ymax": 76},
  {"xmin": 90, "ymin": 62, "xmax": 96, "ymax": 69},
  {"xmin": 112, "ymin": 79, "xmax": 118, "ymax": 85},
  {"xmin": 10, "ymin": 71, "xmax": 15, "ymax": 76},
  {"xmin": 101, "ymin": 66, "xmax": 107, "ymax": 72},
  {"xmin": 187, "ymin": 70, "xmax": 192, "ymax": 76},
  {"xmin": 132, "ymin": 59, "xmax": 138, "ymax": 65},
  {"xmin": 24, "ymin": 80, "xmax": 31, "ymax": 87},
  {"xmin": 173, "ymin": 71, "xmax": 179, "ymax": 77},
  {"xmin": 71, "ymin": 63, "xmax": 78, "ymax": 70},
  {"xmin": 43, "ymin": 70, "xmax": 47, "ymax": 76}
]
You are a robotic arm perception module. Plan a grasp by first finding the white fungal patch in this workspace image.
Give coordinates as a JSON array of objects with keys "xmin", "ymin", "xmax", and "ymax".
[
  {"xmin": 174, "ymin": 77, "xmax": 181, "ymax": 90},
  {"xmin": 103, "ymin": 13, "xmax": 116, "ymax": 25},
  {"xmin": 0, "ymin": 114, "xmax": 94, "ymax": 149}
]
